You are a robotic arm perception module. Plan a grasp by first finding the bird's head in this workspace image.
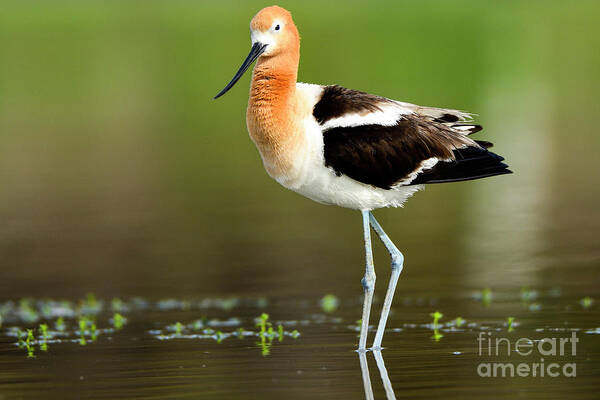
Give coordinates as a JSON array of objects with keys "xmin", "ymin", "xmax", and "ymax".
[
  {"xmin": 249, "ymin": 6, "xmax": 298, "ymax": 58},
  {"xmin": 214, "ymin": 6, "xmax": 299, "ymax": 99}
]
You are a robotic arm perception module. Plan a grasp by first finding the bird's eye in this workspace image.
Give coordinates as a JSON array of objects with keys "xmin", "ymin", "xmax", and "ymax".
[{"xmin": 274, "ymin": 24, "xmax": 280, "ymax": 31}]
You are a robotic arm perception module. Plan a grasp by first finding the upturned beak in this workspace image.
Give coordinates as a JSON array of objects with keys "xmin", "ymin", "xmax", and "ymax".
[{"xmin": 213, "ymin": 42, "xmax": 268, "ymax": 99}]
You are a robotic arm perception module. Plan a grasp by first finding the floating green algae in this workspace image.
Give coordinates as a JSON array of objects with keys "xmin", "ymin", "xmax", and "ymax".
[
  {"xmin": 148, "ymin": 313, "xmax": 300, "ymax": 356},
  {"xmin": 320, "ymin": 294, "xmax": 339, "ymax": 313},
  {"xmin": 2, "ymin": 289, "xmax": 599, "ymax": 360}
]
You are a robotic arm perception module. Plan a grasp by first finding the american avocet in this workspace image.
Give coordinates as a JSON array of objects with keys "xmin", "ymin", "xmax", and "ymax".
[{"xmin": 214, "ymin": 6, "xmax": 511, "ymax": 351}]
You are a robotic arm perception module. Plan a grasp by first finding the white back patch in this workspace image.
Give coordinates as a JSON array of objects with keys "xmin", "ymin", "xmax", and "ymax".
[{"xmin": 320, "ymin": 103, "xmax": 413, "ymax": 130}]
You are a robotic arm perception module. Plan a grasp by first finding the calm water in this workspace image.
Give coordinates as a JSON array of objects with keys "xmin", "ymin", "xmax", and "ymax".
[
  {"xmin": 1, "ymin": 290, "xmax": 599, "ymax": 399},
  {"xmin": 1, "ymin": 1, "xmax": 599, "ymax": 399}
]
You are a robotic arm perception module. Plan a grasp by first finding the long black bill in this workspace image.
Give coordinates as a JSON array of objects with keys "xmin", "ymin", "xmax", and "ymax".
[{"xmin": 213, "ymin": 42, "xmax": 267, "ymax": 99}]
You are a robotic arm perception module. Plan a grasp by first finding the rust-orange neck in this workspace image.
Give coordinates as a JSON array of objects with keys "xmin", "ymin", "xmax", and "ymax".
[
  {"xmin": 246, "ymin": 50, "xmax": 307, "ymax": 181},
  {"xmin": 247, "ymin": 53, "xmax": 299, "ymax": 145}
]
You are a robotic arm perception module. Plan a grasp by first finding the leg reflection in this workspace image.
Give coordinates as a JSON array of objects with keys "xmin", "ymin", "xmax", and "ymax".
[
  {"xmin": 359, "ymin": 351, "xmax": 374, "ymax": 400},
  {"xmin": 373, "ymin": 350, "xmax": 396, "ymax": 400},
  {"xmin": 358, "ymin": 350, "xmax": 396, "ymax": 400}
]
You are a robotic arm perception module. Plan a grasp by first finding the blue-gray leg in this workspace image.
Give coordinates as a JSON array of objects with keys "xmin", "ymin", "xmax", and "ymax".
[
  {"xmin": 359, "ymin": 210, "xmax": 376, "ymax": 351},
  {"xmin": 369, "ymin": 212, "xmax": 404, "ymax": 350}
]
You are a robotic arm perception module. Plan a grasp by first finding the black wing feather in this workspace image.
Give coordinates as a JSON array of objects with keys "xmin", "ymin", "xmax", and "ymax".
[
  {"xmin": 322, "ymin": 119, "xmax": 511, "ymax": 189},
  {"xmin": 410, "ymin": 144, "xmax": 512, "ymax": 185},
  {"xmin": 314, "ymin": 85, "xmax": 512, "ymax": 189}
]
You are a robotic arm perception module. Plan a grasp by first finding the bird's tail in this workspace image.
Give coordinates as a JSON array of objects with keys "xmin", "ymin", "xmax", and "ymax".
[{"xmin": 410, "ymin": 140, "xmax": 512, "ymax": 184}]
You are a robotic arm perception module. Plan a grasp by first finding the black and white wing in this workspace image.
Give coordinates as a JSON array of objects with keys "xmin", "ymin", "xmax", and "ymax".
[{"xmin": 312, "ymin": 85, "xmax": 511, "ymax": 190}]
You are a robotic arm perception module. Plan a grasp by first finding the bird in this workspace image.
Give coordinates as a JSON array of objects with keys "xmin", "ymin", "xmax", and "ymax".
[{"xmin": 213, "ymin": 5, "xmax": 511, "ymax": 351}]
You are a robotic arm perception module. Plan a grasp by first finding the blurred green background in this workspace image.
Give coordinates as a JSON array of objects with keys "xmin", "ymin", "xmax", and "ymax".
[{"xmin": 0, "ymin": 0, "xmax": 599, "ymax": 301}]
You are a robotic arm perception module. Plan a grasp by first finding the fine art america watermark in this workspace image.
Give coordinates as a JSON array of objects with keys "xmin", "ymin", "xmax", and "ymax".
[{"xmin": 477, "ymin": 332, "xmax": 578, "ymax": 378}]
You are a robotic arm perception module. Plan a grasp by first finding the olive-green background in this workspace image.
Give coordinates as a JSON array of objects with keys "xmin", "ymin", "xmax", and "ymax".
[{"xmin": 1, "ymin": 0, "xmax": 598, "ymax": 299}]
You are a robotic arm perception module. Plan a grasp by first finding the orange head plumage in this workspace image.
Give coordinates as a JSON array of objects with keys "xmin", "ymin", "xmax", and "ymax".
[
  {"xmin": 250, "ymin": 6, "xmax": 299, "ymax": 59},
  {"xmin": 214, "ymin": 6, "xmax": 299, "ymax": 99}
]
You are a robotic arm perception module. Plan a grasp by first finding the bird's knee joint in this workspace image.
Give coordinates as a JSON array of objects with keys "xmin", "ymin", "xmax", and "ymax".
[
  {"xmin": 361, "ymin": 274, "xmax": 376, "ymax": 291},
  {"xmin": 391, "ymin": 253, "xmax": 404, "ymax": 271}
]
